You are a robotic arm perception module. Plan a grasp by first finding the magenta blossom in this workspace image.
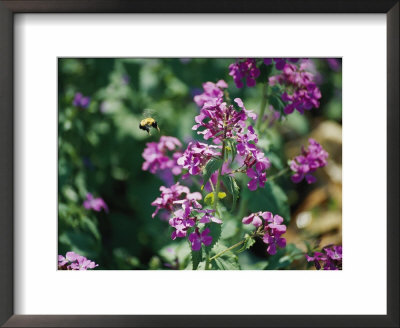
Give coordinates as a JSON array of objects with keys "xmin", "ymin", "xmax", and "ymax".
[
  {"xmin": 269, "ymin": 63, "xmax": 321, "ymax": 115},
  {"xmin": 73, "ymin": 92, "xmax": 90, "ymax": 109},
  {"xmin": 237, "ymin": 130, "xmax": 270, "ymax": 191},
  {"xmin": 261, "ymin": 212, "xmax": 287, "ymax": 255},
  {"xmin": 306, "ymin": 245, "xmax": 342, "ymax": 270},
  {"xmin": 83, "ymin": 193, "xmax": 108, "ymax": 213},
  {"xmin": 169, "ymin": 216, "xmax": 196, "ymax": 240},
  {"xmin": 192, "ymin": 97, "xmax": 256, "ymax": 145},
  {"xmin": 177, "ymin": 141, "xmax": 221, "ymax": 176},
  {"xmin": 242, "ymin": 211, "xmax": 287, "ymax": 255},
  {"xmin": 58, "ymin": 252, "xmax": 98, "ymax": 270},
  {"xmin": 197, "ymin": 208, "xmax": 222, "ymax": 224},
  {"xmin": 229, "ymin": 58, "xmax": 260, "ymax": 88},
  {"xmin": 290, "ymin": 138, "xmax": 328, "ymax": 184},
  {"xmin": 246, "ymin": 167, "xmax": 267, "ymax": 191},
  {"xmin": 151, "ymin": 182, "xmax": 201, "ymax": 218},
  {"xmin": 263, "ymin": 58, "xmax": 300, "ymax": 70},
  {"xmin": 189, "ymin": 227, "xmax": 213, "ymax": 251},
  {"xmin": 142, "ymin": 136, "xmax": 183, "ymax": 183},
  {"xmin": 193, "ymin": 80, "xmax": 228, "ymax": 107}
]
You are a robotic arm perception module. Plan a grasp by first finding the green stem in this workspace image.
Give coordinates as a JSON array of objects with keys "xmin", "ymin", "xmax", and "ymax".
[
  {"xmin": 205, "ymin": 255, "xmax": 211, "ymax": 270},
  {"xmin": 256, "ymin": 83, "xmax": 268, "ymax": 131},
  {"xmin": 268, "ymin": 167, "xmax": 290, "ymax": 181},
  {"xmin": 209, "ymin": 239, "xmax": 247, "ymax": 261},
  {"xmin": 208, "ymin": 116, "xmax": 229, "ymax": 269},
  {"xmin": 237, "ymin": 196, "xmax": 248, "ymax": 220},
  {"xmin": 213, "ymin": 122, "xmax": 227, "ymax": 212}
]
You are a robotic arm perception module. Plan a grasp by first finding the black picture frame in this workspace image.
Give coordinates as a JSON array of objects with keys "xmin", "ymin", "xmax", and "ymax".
[{"xmin": 0, "ymin": 1, "xmax": 398, "ymax": 327}]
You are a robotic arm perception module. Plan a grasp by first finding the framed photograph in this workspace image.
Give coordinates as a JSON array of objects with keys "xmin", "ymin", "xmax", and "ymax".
[{"xmin": 0, "ymin": 1, "xmax": 398, "ymax": 327}]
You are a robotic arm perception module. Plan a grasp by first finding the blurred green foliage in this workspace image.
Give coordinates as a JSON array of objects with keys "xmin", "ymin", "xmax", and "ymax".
[{"xmin": 58, "ymin": 58, "xmax": 342, "ymax": 270}]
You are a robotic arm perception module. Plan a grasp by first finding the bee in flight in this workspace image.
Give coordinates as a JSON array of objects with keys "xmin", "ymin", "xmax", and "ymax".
[{"xmin": 139, "ymin": 117, "xmax": 160, "ymax": 135}]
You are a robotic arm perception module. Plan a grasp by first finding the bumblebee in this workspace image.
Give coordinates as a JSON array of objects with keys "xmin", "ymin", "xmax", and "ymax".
[{"xmin": 139, "ymin": 117, "xmax": 160, "ymax": 135}]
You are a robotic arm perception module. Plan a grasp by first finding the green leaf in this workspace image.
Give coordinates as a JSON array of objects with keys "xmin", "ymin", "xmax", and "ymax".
[
  {"xmin": 237, "ymin": 235, "xmax": 256, "ymax": 254},
  {"xmin": 225, "ymin": 139, "xmax": 237, "ymax": 164},
  {"xmin": 220, "ymin": 219, "xmax": 238, "ymax": 239},
  {"xmin": 202, "ymin": 158, "xmax": 223, "ymax": 189},
  {"xmin": 81, "ymin": 216, "xmax": 101, "ymax": 241},
  {"xmin": 211, "ymin": 244, "xmax": 240, "ymax": 270},
  {"xmin": 204, "ymin": 222, "xmax": 222, "ymax": 253},
  {"xmin": 191, "ymin": 247, "xmax": 203, "ymax": 270},
  {"xmin": 230, "ymin": 141, "xmax": 237, "ymax": 165},
  {"xmin": 257, "ymin": 62, "xmax": 272, "ymax": 83},
  {"xmin": 269, "ymin": 94, "xmax": 285, "ymax": 112},
  {"xmin": 221, "ymin": 175, "xmax": 240, "ymax": 211},
  {"xmin": 246, "ymin": 180, "xmax": 290, "ymax": 224}
]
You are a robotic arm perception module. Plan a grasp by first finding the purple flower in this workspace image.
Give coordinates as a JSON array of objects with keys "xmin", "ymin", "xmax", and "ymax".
[
  {"xmin": 242, "ymin": 212, "xmax": 263, "ymax": 227},
  {"xmin": 197, "ymin": 208, "xmax": 222, "ymax": 224},
  {"xmin": 269, "ymin": 63, "xmax": 322, "ymax": 115},
  {"xmin": 73, "ymin": 92, "xmax": 90, "ymax": 109},
  {"xmin": 151, "ymin": 182, "xmax": 200, "ymax": 218},
  {"xmin": 229, "ymin": 58, "xmax": 260, "ymax": 88},
  {"xmin": 142, "ymin": 136, "xmax": 183, "ymax": 183},
  {"xmin": 263, "ymin": 58, "xmax": 300, "ymax": 70},
  {"xmin": 58, "ymin": 252, "xmax": 98, "ymax": 270},
  {"xmin": 290, "ymin": 138, "xmax": 328, "ymax": 184},
  {"xmin": 261, "ymin": 212, "xmax": 287, "ymax": 255},
  {"xmin": 246, "ymin": 167, "xmax": 267, "ymax": 191},
  {"xmin": 177, "ymin": 141, "xmax": 221, "ymax": 176},
  {"xmin": 189, "ymin": 227, "xmax": 213, "ymax": 251},
  {"xmin": 83, "ymin": 193, "xmax": 108, "ymax": 212},
  {"xmin": 169, "ymin": 216, "xmax": 196, "ymax": 239},
  {"xmin": 306, "ymin": 245, "xmax": 342, "ymax": 270},
  {"xmin": 238, "ymin": 135, "xmax": 270, "ymax": 191},
  {"xmin": 242, "ymin": 211, "xmax": 287, "ymax": 255},
  {"xmin": 193, "ymin": 80, "xmax": 228, "ymax": 107},
  {"xmin": 192, "ymin": 96, "xmax": 256, "ymax": 145}
]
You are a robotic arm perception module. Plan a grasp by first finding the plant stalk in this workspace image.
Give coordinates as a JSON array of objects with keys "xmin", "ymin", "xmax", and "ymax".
[
  {"xmin": 268, "ymin": 167, "xmax": 290, "ymax": 181},
  {"xmin": 256, "ymin": 83, "xmax": 268, "ymax": 131},
  {"xmin": 209, "ymin": 239, "xmax": 247, "ymax": 261}
]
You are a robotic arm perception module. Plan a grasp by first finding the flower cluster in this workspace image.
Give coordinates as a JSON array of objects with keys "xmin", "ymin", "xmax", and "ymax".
[
  {"xmin": 194, "ymin": 80, "xmax": 228, "ymax": 107},
  {"xmin": 177, "ymin": 142, "xmax": 221, "ymax": 176},
  {"xmin": 83, "ymin": 193, "xmax": 108, "ymax": 212},
  {"xmin": 192, "ymin": 97, "xmax": 256, "ymax": 144},
  {"xmin": 142, "ymin": 136, "xmax": 183, "ymax": 184},
  {"xmin": 229, "ymin": 58, "xmax": 260, "ymax": 88},
  {"xmin": 236, "ymin": 125, "xmax": 271, "ymax": 190},
  {"xmin": 73, "ymin": 92, "xmax": 90, "ymax": 109},
  {"xmin": 269, "ymin": 63, "xmax": 321, "ymax": 115},
  {"xmin": 290, "ymin": 138, "xmax": 328, "ymax": 184},
  {"xmin": 151, "ymin": 182, "xmax": 199, "ymax": 218},
  {"xmin": 305, "ymin": 245, "xmax": 342, "ymax": 270},
  {"xmin": 151, "ymin": 182, "xmax": 221, "ymax": 250},
  {"xmin": 242, "ymin": 211, "xmax": 287, "ymax": 255},
  {"xmin": 263, "ymin": 58, "xmax": 299, "ymax": 70},
  {"xmin": 58, "ymin": 251, "xmax": 98, "ymax": 270},
  {"xmin": 189, "ymin": 80, "xmax": 270, "ymax": 191}
]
